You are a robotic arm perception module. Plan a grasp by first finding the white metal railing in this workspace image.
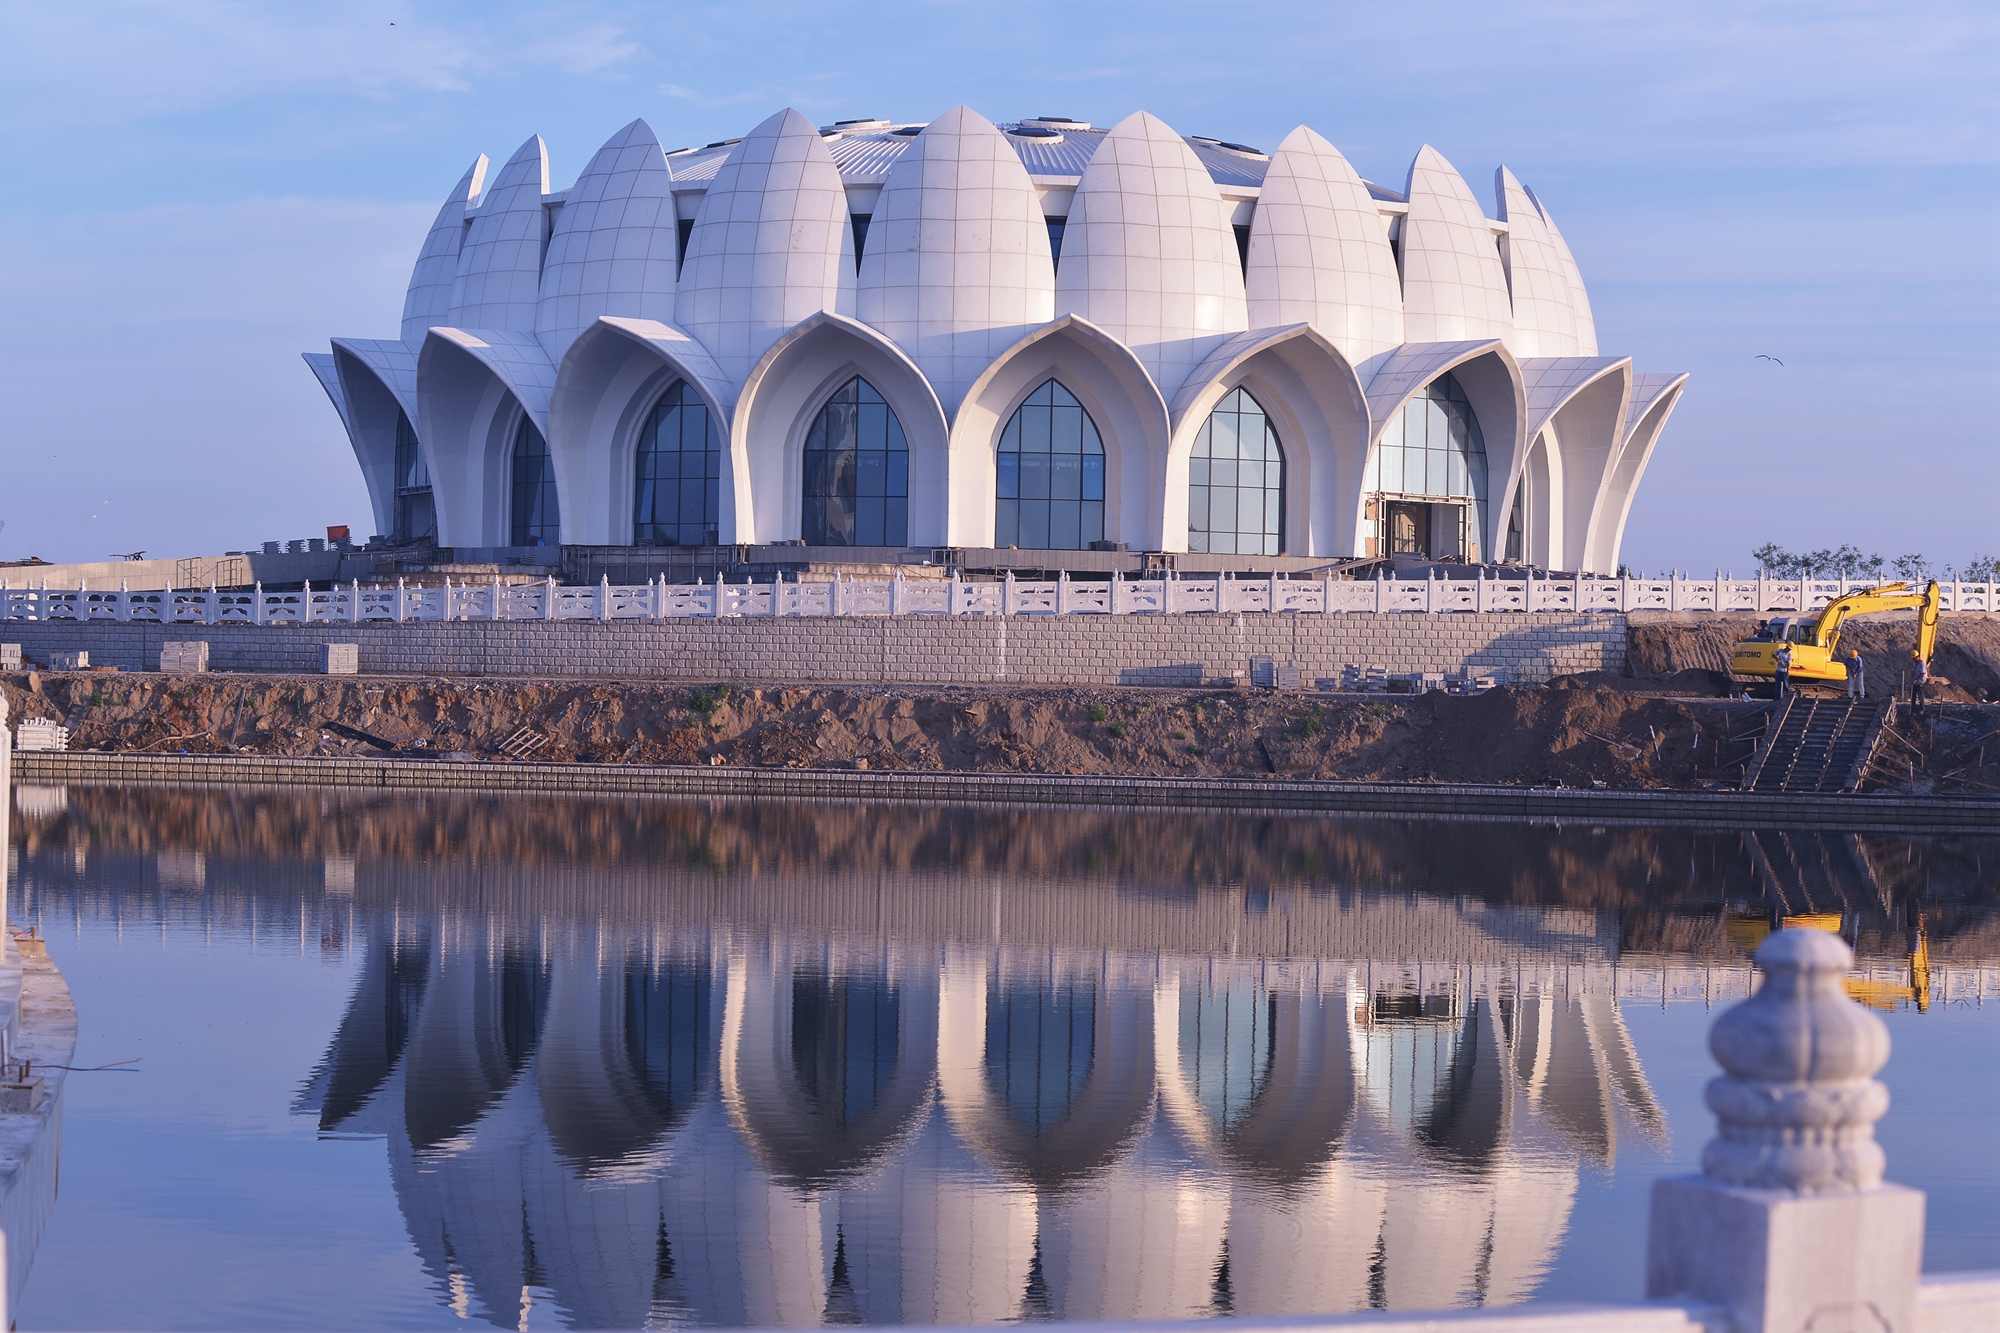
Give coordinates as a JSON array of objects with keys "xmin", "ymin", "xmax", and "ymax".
[{"xmin": 0, "ymin": 571, "xmax": 1993, "ymax": 626}]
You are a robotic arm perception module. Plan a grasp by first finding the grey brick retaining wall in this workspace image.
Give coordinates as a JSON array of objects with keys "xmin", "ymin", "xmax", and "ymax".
[
  {"xmin": 13, "ymin": 752, "xmax": 1996, "ymax": 833},
  {"xmin": 0, "ymin": 612, "xmax": 1625, "ymax": 685}
]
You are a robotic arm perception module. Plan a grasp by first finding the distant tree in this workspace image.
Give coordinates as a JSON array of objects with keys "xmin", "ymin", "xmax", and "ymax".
[
  {"xmin": 1951, "ymin": 554, "xmax": 1999, "ymax": 582},
  {"xmin": 1752, "ymin": 543, "xmax": 1883, "ymax": 578},
  {"xmin": 1891, "ymin": 553, "xmax": 1931, "ymax": 582}
]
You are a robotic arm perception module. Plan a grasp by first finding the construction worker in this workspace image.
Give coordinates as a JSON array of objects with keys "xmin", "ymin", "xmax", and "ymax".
[
  {"xmin": 1845, "ymin": 648, "xmax": 1866, "ymax": 699},
  {"xmin": 1910, "ymin": 650, "xmax": 1929, "ymax": 707},
  {"xmin": 1774, "ymin": 642, "xmax": 1793, "ymax": 698}
]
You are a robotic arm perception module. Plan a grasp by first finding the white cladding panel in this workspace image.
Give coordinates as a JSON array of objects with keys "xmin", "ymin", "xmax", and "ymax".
[
  {"xmin": 1055, "ymin": 111, "xmax": 1248, "ymax": 401},
  {"xmin": 1399, "ymin": 146, "xmax": 1514, "ymax": 345},
  {"xmin": 676, "ymin": 107, "xmax": 855, "ymax": 388},
  {"xmin": 1245, "ymin": 126, "xmax": 1403, "ymax": 366},
  {"xmin": 537, "ymin": 119, "xmax": 680, "ymax": 363},
  {"xmin": 402, "ymin": 157, "xmax": 487, "ymax": 346},
  {"xmin": 855, "ymin": 105, "xmax": 1055, "ymax": 417},
  {"xmin": 1495, "ymin": 167, "xmax": 1579, "ymax": 359},
  {"xmin": 449, "ymin": 137, "xmax": 551, "ymax": 335}
]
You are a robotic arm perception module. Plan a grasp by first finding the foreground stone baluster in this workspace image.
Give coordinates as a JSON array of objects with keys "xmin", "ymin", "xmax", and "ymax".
[{"xmin": 1647, "ymin": 927, "xmax": 1924, "ymax": 1332}]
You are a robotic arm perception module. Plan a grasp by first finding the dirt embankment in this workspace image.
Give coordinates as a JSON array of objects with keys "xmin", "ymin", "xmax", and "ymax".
[
  {"xmin": 1628, "ymin": 611, "xmax": 2000, "ymax": 703},
  {"xmin": 3, "ymin": 612, "xmax": 1994, "ymax": 792},
  {"xmin": 3, "ymin": 669, "xmax": 1751, "ymax": 789}
]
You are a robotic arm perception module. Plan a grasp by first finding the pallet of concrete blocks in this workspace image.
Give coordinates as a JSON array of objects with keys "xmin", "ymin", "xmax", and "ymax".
[
  {"xmin": 14, "ymin": 718, "xmax": 69, "ymax": 752},
  {"xmin": 0, "ymin": 644, "xmax": 19, "ymax": 671},
  {"xmin": 159, "ymin": 641, "xmax": 209, "ymax": 674},
  {"xmin": 47, "ymin": 650, "xmax": 87, "ymax": 671},
  {"xmin": 321, "ymin": 643, "xmax": 359, "ymax": 676},
  {"xmin": 1446, "ymin": 668, "xmax": 1507, "ymax": 695}
]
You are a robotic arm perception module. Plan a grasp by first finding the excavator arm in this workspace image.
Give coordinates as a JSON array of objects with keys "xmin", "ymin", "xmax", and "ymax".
[{"xmin": 1816, "ymin": 581, "xmax": 1942, "ymax": 662}]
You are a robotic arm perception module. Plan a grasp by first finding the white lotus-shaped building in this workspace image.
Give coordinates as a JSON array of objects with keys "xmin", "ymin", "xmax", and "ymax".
[{"xmin": 306, "ymin": 108, "xmax": 1686, "ymax": 573}]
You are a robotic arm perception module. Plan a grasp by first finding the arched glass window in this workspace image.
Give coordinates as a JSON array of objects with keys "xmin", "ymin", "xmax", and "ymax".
[
  {"xmin": 1363, "ymin": 370, "xmax": 1488, "ymax": 561},
  {"xmin": 984, "ymin": 978, "xmax": 1097, "ymax": 1137},
  {"xmin": 509, "ymin": 416, "xmax": 559, "ymax": 547},
  {"xmin": 996, "ymin": 379, "xmax": 1104, "ymax": 550},
  {"xmin": 392, "ymin": 409, "xmax": 435, "ymax": 544},
  {"xmin": 635, "ymin": 380, "xmax": 722, "ymax": 547},
  {"xmin": 1188, "ymin": 388, "xmax": 1284, "ymax": 556},
  {"xmin": 803, "ymin": 377, "xmax": 907, "ymax": 546}
]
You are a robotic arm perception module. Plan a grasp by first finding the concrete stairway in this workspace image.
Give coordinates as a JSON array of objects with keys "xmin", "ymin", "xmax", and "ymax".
[{"xmin": 1744, "ymin": 697, "xmax": 1893, "ymax": 794}]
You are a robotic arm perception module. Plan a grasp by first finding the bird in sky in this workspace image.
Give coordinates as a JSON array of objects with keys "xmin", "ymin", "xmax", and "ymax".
[{"xmin": 1756, "ymin": 354, "xmax": 1784, "ymax": 366}]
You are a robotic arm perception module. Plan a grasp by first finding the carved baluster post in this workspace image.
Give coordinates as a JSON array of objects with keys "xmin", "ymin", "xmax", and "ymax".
[{"xmin": 1647, "ymin": 929, "xmax": 1923, "ymax": 1332}]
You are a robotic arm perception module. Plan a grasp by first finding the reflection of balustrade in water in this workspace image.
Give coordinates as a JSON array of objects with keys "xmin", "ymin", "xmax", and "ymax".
[{"xmin": 3, "ymin": 571, "xmax": 1995, "ymax": 624}]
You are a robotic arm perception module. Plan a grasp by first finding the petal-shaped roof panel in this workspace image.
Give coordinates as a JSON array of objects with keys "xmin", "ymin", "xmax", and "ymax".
[
  {"xmin": 1526, "ymin": 186, "xmax": 1598, "ymax": 357},
  {"xmin": 449, "ymin": 136, "xmax": 550, "ymax": 334},
  {"xmin": 330, "ymin": 336, "xmax": 420, "ymax": 427},
  {"xmin": 676, "ymin": 107, "xmax": 855, "ymax": 388},
  {"xmin": 1056, "ymin": 111, "xmax": 1248, "ymax": 401},
  {"xmin": 1495, "ymin": 168, "xmax": 1578, "ymax": 359},
  {"xmin": 302, "ymin": 352, "xmax": 351, "ymax": 433},
  {"xmin": 426, "ymin": 327, "xmax": 557, "ymax": 432},
  {"xmin": 537, "ymin": 119, "xmax": 679, "ymax": 364},
  {"xmin": 402, "ymin": 156, "xmax": 487, "ymax": 346},
  {"xmin": 1624, "ymin": 371, "xmax": 1687, "ymax": 442},
  {"xmin": 1399, "ymin": 146, "xmax": 1513, "ymax": 345},
  {"xmin": 1245, "ymin": 127, "xmax": 1403, "ymax": 366},
  {"xmin": 855, "ymin": 106, "xmax": 1056, "ymax": 417},
  {"xmin": 1518, "ymin": 356, "xmax": 1628, "ymax": 441},
  {"xmin": 1363, "ymin": 338, "xmax": 1501, "ymax": 439}
]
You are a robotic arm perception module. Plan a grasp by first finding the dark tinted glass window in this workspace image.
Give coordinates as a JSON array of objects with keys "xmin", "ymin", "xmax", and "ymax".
[
  {"xmin": 803, "ymin": 377, "xmax": 908, "ymax": 547},
  {"xmin": 634, "ymin": 380, "xmax": 722, "ymax": 547},
  {"xmin": 995, "ymin": 379, "xmax": 1104, "ymax": 550},
  {"xmin": 1188, "ymin": 387, "xmax": 1283, "ymax": 556},
  {"xmin": 509, "ymin": 416, "xmax": 560, "ymax": 547},
  {"xmin": 392, "ymin": 409, "xmax": 435, "ymax": 543}
]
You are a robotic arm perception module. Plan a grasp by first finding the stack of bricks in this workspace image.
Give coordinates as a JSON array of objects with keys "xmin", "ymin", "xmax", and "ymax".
[{"xmin": 159, "ymin": 642, "xmax": 209, "ymax": 674}]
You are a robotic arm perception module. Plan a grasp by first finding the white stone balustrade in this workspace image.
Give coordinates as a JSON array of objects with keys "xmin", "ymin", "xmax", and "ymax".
[
  {"xmin": 0, "ymin": 571, "xmax": 1992, "ymax": 627},
  {"xmin": 1647, "ymin": 928, "xmax": 1927, "ymax": 1332}
]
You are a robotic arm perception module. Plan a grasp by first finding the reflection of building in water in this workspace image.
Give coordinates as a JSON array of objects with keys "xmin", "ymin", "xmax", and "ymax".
[{"xmin": 296, "ymin": 918, "xmax": 1669, "ymax": 1328}]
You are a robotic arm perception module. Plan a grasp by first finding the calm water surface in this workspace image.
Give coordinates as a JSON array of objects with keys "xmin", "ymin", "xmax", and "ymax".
[{"xmin": 9, "ymin": 786, "xmax": 1998, "ymax": 1330}]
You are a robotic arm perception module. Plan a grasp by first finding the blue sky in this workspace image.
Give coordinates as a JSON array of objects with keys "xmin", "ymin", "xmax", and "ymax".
[{"xmin": 0, "ymin": 0, "xmax": 1993, "ymax": 571}]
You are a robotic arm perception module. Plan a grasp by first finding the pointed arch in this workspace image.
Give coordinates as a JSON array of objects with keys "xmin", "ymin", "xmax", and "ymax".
[
  {"xmin": 1584, "ymin": 372, "xmax": 1688, "ymax": 574},
  {"xmin": 328, "ymin": 338, "xmax": 422, "ymax": 540},
  {"xmin": 1507, "ymin": 357, "xmax": 1632, "ymax": 572},
  {"xmin": 934, "ymin": 957, "xmax": 1155, "ymax": 1193},
  {"xmin": 1169, "ymin": 324, "xmax": 1369, "ymax": 556},
  {"xmin": 1364, "ymin": 341, "xmax": 1526, "ymax": 561},
  {"xmin": 416, "ymin": 328, "xmax": 558, "ymax": 545},
  {"xmin": 953, "ymin": 315, "xmax": 1170, "ymax": 550},
  {"xmin": 733, "ymin": 311, "xmax": 948, "ymax": 545},
  {"xmin": 550, "ymin": 316, "xmax": 738, "ymax": 543},
  {"xmin": 722, "ymin": 946, "xmax": 937, "ymax": 1188}
]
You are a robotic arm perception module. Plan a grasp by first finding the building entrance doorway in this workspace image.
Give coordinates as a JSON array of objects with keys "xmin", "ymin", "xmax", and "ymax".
[{"xmin": 1386, "ymin": 502, "xmax": 1430, "ymax": 557}]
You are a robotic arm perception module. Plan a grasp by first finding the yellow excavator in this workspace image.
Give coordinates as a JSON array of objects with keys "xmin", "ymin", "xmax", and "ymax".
[{"xmin": 1731, "ymin": 580, "xmax": 1941, "ymax": 687}]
